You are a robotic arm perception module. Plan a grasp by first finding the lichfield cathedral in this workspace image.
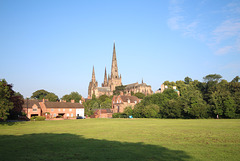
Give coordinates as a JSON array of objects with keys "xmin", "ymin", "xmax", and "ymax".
[{"xmin": 88, "ymin": 42, "xmax": 153, "ymax": 99}]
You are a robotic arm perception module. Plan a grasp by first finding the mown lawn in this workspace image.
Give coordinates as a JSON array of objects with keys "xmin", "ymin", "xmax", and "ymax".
[{"xmin": 0, "ymin": 119, "xmax": 239, "ymax": 161}]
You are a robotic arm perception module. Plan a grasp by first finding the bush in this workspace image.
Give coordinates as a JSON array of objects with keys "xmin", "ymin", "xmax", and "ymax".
[
  {"xmin": 112, "ymin": 113, "xmax": 128, "ymax": 118},
  {"xmin": 30, "ymin": 116, "xmax": 45, "ymax": 121}
]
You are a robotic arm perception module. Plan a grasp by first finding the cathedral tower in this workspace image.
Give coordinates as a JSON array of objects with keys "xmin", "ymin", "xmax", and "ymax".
[
  {"xmin": 88, "ymin": 66, "xmax": 98, "ymax": 98},
  {"xmin": 108, "ymin": 42, "xmax": 122, "ymax": 91},
  {"xmin": 102, "ymin": 67, "xmax": 108, "ymax": 87}
]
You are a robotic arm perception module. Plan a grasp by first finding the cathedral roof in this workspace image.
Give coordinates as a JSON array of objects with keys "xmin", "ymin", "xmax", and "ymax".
[{"xmin": 97, "ymin": 87, "xmax": 111, "ymax": 92}]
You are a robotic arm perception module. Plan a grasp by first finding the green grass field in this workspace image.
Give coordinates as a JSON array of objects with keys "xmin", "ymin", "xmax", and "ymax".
[{"xmin": 0, "ymin": 119, "xmax": 240, "ymax": 161}]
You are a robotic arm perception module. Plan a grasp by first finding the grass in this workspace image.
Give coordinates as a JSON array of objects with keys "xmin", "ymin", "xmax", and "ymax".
[{"xmin": 0, "ymin": 119, "xmax": 240, "ymax": 161}]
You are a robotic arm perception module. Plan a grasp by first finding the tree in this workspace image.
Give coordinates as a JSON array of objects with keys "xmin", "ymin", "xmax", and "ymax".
[
  {"xmin": 113, "ymin": 85, "xmax": 126, "ymax": 95},
  {"xmin": 31, "ymin": 89, "xmax": 50, "ymax": 100},
  {"xmin": 142, "ymin": 104, "xmax": 159, "ymax": 118},
  {"xmin": 203, "ymin": 74, "xmax": 222, "ymax": 82},
  {"xmin": 0, "ymin": 79, "xmax": 24, "ymax": 121},
  {"xmin": 184, "ymin": 76, "xmax": 192, "ymax": 84},
  {"xmin": 9, "ymin": 91, "xmax": 24, "ymax": 119},
  {"xmin": 45, "ymin": 93, "xmax": 59, "ymax": 102},
  {"xmin": 61, "ymin": 92, "xmax": 82, "ymax": 103},
  {"xmin": 0, "ymin": 79, "xmax": 14, "ymax": 121},
  {"xmin": 133, "ymin": 92, "xmax": 145, "ymax": 99},
  {"xmin": 101, "ymin": 98, "xmax": 112, "ymax": 109},
  {"xmin": 231, "ymin": 76, "xmax": 240, "ymax": 82},
  {"xmin": 123, "ymin": 106, "xmax": 133, "ymax": 116}
]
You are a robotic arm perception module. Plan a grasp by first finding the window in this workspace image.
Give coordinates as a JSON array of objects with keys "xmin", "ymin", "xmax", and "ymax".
[
  {"xmin": 54, "ymin": 114, "xmax": 56, "ymax": 117},
  {"xmin": 67, "ymin": 113, "xmax": 69, "ymax": 117},
  {"xmin": 33, "ymin": 108, "xmax": 37, "ymax": 112},
  {"xmin": 70, "ymin": 109, "xmax": 72, "ymax": 112},
  {"xmin": 71, "ymin": 113, "xmax": 73, "ymax": 117},
  {"xmin": 58, "ymin": 109, "xmax": 60, "ymax": 112},
  {"xmin": 51, "ymin": 109, "xmax": 54, "ymax": 112},
  {"xmin": 63, "ymin": 109, "xmax": 65, "ymax": 112}
]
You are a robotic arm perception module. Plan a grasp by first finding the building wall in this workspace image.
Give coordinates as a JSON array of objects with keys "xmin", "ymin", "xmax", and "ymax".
[{"xmin": 22, "ymin": 104, "xmax": 41, "ymax": 118}]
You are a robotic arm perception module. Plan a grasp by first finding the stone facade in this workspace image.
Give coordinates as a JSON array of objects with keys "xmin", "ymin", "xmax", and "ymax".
[
  {"xmin": 88, "ymin": 42, "xmax": 153, "ymax": 99},
  {"xmin": 125, "ymin": 80, "xmax": 153, "ymax": 95},
  {"xmin": 88, "ymin": 42, "xmax": 122, "ymax": 98}
]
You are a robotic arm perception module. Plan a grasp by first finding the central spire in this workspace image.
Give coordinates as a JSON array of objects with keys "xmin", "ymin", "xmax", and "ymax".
[
  {"xmin": 92, "ymin": 66, "xmax": 96, "ymax": 82},
  {"xmin": 111, "ymin": 42, "xmax": 119, "ymax": 79}
]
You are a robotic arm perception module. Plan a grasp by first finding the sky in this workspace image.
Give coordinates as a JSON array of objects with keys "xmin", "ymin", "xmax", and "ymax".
[{"xmin": 0, "ymin": 0, "xmax": 240, "ymax": 98}]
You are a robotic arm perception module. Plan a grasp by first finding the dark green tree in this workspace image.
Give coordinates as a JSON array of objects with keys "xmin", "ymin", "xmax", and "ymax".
[
  {"xmin": 61, "ymin": 92, "xmax": 82, "ymax": 103},
  {"xmin": 31, "ymin": 89, "xmax": 50, "ymax": 100},
  {"xmin": 231, "ymin": 76, "xmax": 240, "ymax": 82},
  {"xmin": 133, "ymin": 92, "xmax": 145, "ymax": 99},
  {"xmin": 203, "ymin": 74, "xmax": 222, "ymax": 82},
  {"xmin": 113, "ymin": 85, "xmax": 126, "ymax": 95},
  {"xmin": 0, "ymin": 79, "xmax": 14, "ymax": 121},
  {"xmin": 45, "ymin": 93, "xmax": 59, "ymax": 102},
  {"xmin": 184, "ymin": 76, "xmax": 192, "ymax": 84}
]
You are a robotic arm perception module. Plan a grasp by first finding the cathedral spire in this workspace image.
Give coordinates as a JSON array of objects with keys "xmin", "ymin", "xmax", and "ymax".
[
  {"xmin": 102, "ymin": 67, "xmax": 108, "ymax": 87},
  {"xmin": 111, "ymin": 42, "xmax": 119, "ymax": 79},
  {"xmin": 92, "ymin": 66, "xmax": 96, "ymax": 82}
]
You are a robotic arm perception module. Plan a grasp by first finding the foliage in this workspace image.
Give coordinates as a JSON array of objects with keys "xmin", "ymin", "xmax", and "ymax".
[
  {"xmin": 113, "ymin": 85, "xmax": 126, "ymax": 95},
  {"xmin": 31, "ymin": 89, "xmax": 49, "ymax": 100},
  {"xmin": 61, "ymin": 92, "xmax": 82, "ymax": 103},
  {"xmin": 30, "ymin": 116, "xmax": 46, "ymax": 121},
  {"xmin": 112, "ymin": 113, "xmax": 128, "ymax": 118},
  {"xmin": 0, "ymin": 79, "xmax": 14, "ymax": 121},
  {"xmin": 203, "ymin": 74, "xmax": 222, "ymax": 82},
  {"xmin": 0, "ymin": 79, "xmax": 24, "ymax": 121},
  {"xmin": 131, "ymin": 74, "xmax": 240, "ymax": 119},
  {"xmin": 132, "ymin": 92, "xmax": 145, "ymax": 99},
  {"xmin": 231, "ymin": 76, "xmax": 240, "ymax": 82},
  {"xmin": 184, "ymin": 76, "xmax": 192, "ymax": 84},
  {"xmin": 123, "ymin": 106, "xmax": 133, "ymax": 116}
]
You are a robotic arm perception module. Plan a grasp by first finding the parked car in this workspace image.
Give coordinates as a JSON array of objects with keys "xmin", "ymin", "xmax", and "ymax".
[{"xmin": 76, "ymin": 116, "xmax": 85, "ymax": 119}]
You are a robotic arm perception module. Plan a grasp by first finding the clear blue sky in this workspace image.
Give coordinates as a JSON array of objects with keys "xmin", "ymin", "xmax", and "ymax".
[{"xmin": 0, "ymin": 0, "xmax": 240, "ymax": 98}]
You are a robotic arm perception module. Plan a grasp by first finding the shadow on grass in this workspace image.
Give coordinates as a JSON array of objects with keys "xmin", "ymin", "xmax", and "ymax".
[{"xmin": 0, "ymin": 133, "xmax": 192, "ymax": 161}]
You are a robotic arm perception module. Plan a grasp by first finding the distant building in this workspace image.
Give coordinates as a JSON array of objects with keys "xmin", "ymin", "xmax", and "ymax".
[
  {"xmin": 112, "ymin": 92, "xmax": 141, "ymax": 113},
  {"xmin": 125, "ymin": 79, "xmax": 153, "ymax": 95},
  {"xmin": 88, "ymin": 42, "xmax": 152, "ymax": 98},
  {"xmin": 155, "ymin": 84, "xmax": 180, "ymax": 96},
  {"xmin": 90, "ymin": 109, "xmax": 113, "ymax": 118},
  {"xmin": 22, "ymin": 99, "xmax": 84, "ymax": 119}
]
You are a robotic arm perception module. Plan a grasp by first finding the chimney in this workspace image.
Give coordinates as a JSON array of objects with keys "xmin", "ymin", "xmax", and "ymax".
[
  {"xmin": 120, "ymin": 91, "xmax": 124, "ymax": 96},
  {"xmin": 71, "ymin": 100, "xmax": 75, "ymax": 103}
]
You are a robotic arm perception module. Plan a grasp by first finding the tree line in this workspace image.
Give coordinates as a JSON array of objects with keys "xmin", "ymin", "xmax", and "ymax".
[{"xmin": 120, "ymin": 74, "xmax": 240, "ymax": 119}]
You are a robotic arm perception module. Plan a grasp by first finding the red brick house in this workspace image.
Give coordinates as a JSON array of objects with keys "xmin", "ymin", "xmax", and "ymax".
[
  {"xmin": 112, "ymin": 94, "xmax": 141, "ymax": 113},
  {"xmin": 22, "ymin": 99, "xmax": 42, "ymax": 118},
  {"xmin": 22, "ymin": 99, "xmax": 84, "ymax": 119},
  {"xmin": 90, "ymin": 109, "xmax": 113, "ymax": 118}
]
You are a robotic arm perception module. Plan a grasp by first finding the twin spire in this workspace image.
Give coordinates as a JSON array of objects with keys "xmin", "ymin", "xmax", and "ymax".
[{"xmin": 91, "ymin": 42, "xmax": 120, "ymax": 84}]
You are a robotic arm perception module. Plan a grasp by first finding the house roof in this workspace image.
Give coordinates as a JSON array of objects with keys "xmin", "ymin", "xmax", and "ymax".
[
  {"xmin": 94, "ymin": 108, "xmax": 112, "ymax": 113},
  {"xmin": 44, "ymin": 102, "xmax": 84, "ymax": 108},
  {"xmin": 113, "ymin": 95, "xmax": 140, "ymax": 104},
  {"xmin": 23, "ymin": 99, "xmax": 41, "ymax": 109}
]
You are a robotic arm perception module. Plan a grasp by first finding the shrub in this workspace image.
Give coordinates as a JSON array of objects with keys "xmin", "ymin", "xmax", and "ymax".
[
  {"xmin": 112, "ymin": 113, "xmax": 128, "ymax": 118},
  {"xmin": 30, "ymin": 116, "xmax": 45, "ymax": 121}
]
